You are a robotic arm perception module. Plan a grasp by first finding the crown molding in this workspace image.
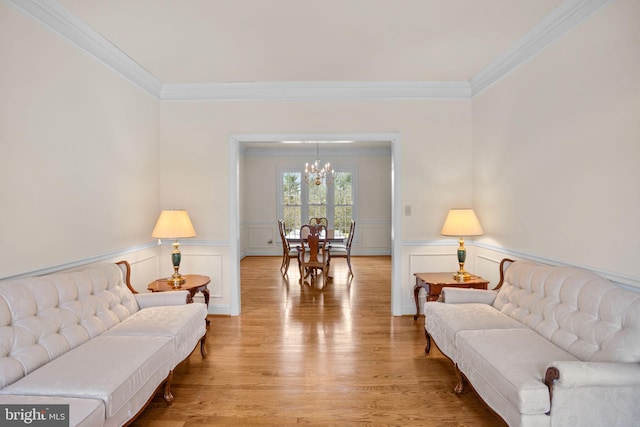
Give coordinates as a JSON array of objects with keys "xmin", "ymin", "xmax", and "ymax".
[
  {"xmin": 160, "ymin": 81, "xmax": 471, "ymax": 101},
  {"xmin": 242, "ymin": 145, "xmax": 391, "ymax": 157},
  {"xmin": 470, "ymin": 0, "xmax": 612, "ymax": 96},
  {"xmin": 9, "ymin": 0, "xmax": 611, "ymax": 101},
  {"xmin": 7, "ymin": 0, "xmax": 163, "ymax": 98}
]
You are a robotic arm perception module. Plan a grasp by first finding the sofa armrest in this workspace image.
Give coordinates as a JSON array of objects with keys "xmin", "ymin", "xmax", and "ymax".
[
  {"xmin": 135, "ymin": 291, "xmax": 190, "ymax": 308},
  {"xmin": 441, "ymin": 288, "xmax": 497, "ymax": 305},
  {"xmin": 545, "ymin": 361, "xmax": 640, "ymax": 425},
  {"xmin": 546, "ymin": 361, "xmax": 640, "ymax": 388}
]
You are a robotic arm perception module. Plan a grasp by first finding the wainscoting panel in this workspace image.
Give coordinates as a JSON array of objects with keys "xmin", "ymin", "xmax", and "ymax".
[
  {"xmin": 125, "ymin": 255, "xmax": 160, "ymax": 293},
  {"xmin": 473, "ymin": 244, "xmax": 640, "ymax": 292},
  {"xmin": 359, "ymin": 223, "xmax": 391, "ymax": 251},
  {"xmin": 348, "ymin": 220, "xmax": 391, "ymax": 255},
  {"xmin": 102, "ymin": 246, "xmax": 161, "ymax": 293},
  {"xmin": 243, "ymin": 222, "xmax": 279, "ymax": 256},
  {"xmin": 181, "ymin": 253, "xmax": 224, "ymax": 299},
  {"xmin": 152, "ymin": 243, "xmax": 229, "ymax": 314},
  {"xmin": 407, "ymin": 251, "xmax": 457, "ymax": 316},
  {"xmin": 475, "ymin": 254, "xmax": 504, "ymax": 289},
  {"xmin": 401, "ymin": 244, "xmax": 493, "ymax": 316},
  {"xmin": 249, "ymin": 226, "xmax": 275, "ymax": 249},
  {"xmin": 409, "ymin": 252, "xmax": 457, "ymax": 275}
]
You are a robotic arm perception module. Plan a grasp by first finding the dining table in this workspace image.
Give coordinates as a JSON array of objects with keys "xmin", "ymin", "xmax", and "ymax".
[{"xmin": 285, "ymin": 229, "xmax": 346, "ymax": 244}]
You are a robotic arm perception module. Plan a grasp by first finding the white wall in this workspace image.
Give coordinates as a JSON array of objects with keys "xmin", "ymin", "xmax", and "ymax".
[
  {"xmin": 159, "ymin": 100, "xmax": 473, "ymax": 314},
  {"xmin": 0, "ymin": 2, "xmax": 160, "ymax": 278},
  {"xmin": 472, "ymin": 0, "xmax": 640, "ymax": 285}
]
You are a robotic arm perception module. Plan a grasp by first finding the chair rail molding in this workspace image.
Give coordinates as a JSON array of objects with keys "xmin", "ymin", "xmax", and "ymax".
[
  {"xmin": 403, "ymin": 240, "xmax": 639, "ymax": 290},
  {"xmin": 0, "ymin": 242, "xmax": 157, "ymax": 281},
  {"xmin": 474, "ymin": 241, "xmax": 640, "ymax": 290}
]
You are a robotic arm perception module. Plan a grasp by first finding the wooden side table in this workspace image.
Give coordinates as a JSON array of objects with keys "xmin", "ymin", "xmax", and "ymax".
[
  {"xmin": 413, "ymin": 272, "xmax": 489, "ymax": 319},
  {"xmin": 148, "ymin": 274, "xmax": 211, "ymax": 324}
]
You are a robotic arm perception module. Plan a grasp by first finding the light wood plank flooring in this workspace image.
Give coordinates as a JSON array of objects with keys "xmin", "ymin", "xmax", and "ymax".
[{"xmin": 132, "ymin": 256, "xmax": 503, "ymax": 426}]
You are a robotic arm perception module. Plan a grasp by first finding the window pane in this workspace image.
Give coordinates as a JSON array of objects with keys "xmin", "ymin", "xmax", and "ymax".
[
  {"xmin": 334, "ymin": 172, "xmax": 352, "ymax": 205},
  {"xmin": 335, "ymin": 206, "xmax": 351, "ymax": 233},
  {"xmin": 308, "ymin": 182, "xmax": 326, "ymax": 223},
  {"xmin": 309, "ymin": 182, "xmax": 326, "ymax": 205},
  {"xmin": 308, "ymin": 205, "xmax": 327, "ymax": 221},
  {"xmin": 333, "ymin": 172, "xmax": 353, "ymax": 235},
  {"xmin": 283, "ymin": 172, "xmax": 301, "ymax": 233},
  {"xmin": 283, "ymin": 206, "xmax": 301, "ymax": 234}
]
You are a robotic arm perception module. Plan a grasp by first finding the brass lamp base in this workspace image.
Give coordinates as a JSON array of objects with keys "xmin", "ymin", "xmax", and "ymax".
[
  {"xmin": 453, "ymin": 236, "xmax": 470, "ymax": 282},
  {"xmin": 169, "ymin": 274, "xmax": 185, "ymax": 288},
  {"xmin": 169, "ymin": 240, "xmax": 185, "ymax": 288},
  {"xmin": 453, "ymin": 271, "xmax": 472, "ymax": 282}
]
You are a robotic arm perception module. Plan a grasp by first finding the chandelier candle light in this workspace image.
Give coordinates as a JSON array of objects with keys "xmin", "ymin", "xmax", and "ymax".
[
  {"xmin": 151, "ymin": 209, "xmax": 196, "ymax": 287},
  {"xmin": 304, "ymin": 143, "xmax": 334, "ymax": 186},
  {"xmin": 440, "ymin": 208, "xmax": 484, "ymax": 282}
]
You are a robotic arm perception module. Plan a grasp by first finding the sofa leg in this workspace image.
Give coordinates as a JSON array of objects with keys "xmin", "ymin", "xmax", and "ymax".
[
  {"xmin": 200, "ymin": 333, "xmax": 208, "ymax": 358},
  {"xmin": 424, "ymin": 330, "xmax": 432, "ymax": 354},
  {"xmin": 453, "ymin": 365, "xmax": 465, "ymax": 394},
  {"xmin": 163, "ymin": 371, "xmax": 175, "ymax": 404}
]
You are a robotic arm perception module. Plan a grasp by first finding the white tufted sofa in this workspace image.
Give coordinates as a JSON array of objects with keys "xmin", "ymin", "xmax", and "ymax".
[
  {"xmin": 0, "ymin": 261, "xmax": 208, "ymax": 426},
  {"xmin": 424, "ymin": 258, "xmax": 640, "ymax": 427}
]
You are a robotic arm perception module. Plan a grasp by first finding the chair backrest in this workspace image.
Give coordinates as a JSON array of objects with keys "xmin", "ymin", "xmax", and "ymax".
[
  {"xmin": 299, "ymin": 224, "xmax": 327, "ymax": 263},
  {"xmin": 309, "ymin": 217, "xmax": 328, "ymax": 227},
  {"xmin": 345, "ymin": 220, "xmax": 356, "ymax": 249},
  {"xmin": 278, "ymin": 219, "xmax": 290, "ymax": 250},
  {"xmin": 278, "ymin": 219, "xmax": 286, "ymax": 239}
]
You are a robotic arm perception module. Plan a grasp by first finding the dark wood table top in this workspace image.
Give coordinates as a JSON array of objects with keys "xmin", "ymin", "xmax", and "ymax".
[
  {"xmin": 147, "ymin": 274, "xmax": 211, "ymax": 292},
  {"xmin": 414, "ymin": 272, "xmax": 488, "ymax": 285}
]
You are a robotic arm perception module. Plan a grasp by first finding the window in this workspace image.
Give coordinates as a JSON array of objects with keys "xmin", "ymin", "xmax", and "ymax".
[
  {"xmin": 333, "ymin": 172, "xmax": 353, "ymax": 234},
  {"xmin": 278, "ymin": 167, "xmax": 356, "ymax": 237},
  {"xmin": 308, "ymin": 180, "xmax": 327, "ymax": 221},
  {"xmin": 282, "ymin": 172, "xmax": 302, "ymax": 234}
]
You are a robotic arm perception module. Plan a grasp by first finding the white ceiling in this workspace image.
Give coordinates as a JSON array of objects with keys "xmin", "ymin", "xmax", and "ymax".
[{"xmin": 56, "ymin": 0, "xmax": 565, "ymax": 84}]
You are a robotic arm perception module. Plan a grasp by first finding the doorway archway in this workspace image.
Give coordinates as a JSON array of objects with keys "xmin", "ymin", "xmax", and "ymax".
[{"xmin": 228, "ymin": 133, "xmax": 402, "ymax": 316}]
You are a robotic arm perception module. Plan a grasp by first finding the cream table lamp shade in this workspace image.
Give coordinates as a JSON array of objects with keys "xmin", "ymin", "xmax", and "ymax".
[
  {"xmin": 152, "ymin": 210, "xmax": 196, "ymax": 239},
  {"xmin": 440, "ymin": 208, "xmax": 483, "ymax": 237}
]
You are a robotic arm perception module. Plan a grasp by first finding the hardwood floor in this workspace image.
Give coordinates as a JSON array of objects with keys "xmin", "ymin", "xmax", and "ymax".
[{"xmin": 133, "ymin": 256, "xmax": 503, "ymax": 426}]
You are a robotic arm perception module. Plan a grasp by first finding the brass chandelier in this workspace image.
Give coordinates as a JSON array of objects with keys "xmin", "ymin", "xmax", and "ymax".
[{"xmin": 304, "ymin": 143, "xmax": 334, "ymax": 186}]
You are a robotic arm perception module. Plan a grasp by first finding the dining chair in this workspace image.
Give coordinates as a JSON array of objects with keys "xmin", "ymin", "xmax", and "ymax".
[
  {"xmin": 278, "ymin": 219, "xmax": 298, "ymax": 276},
  {"xmin": 297, "ymin": 224, "xmax": 330, "ymax": 286},
  {"xmin": 309, "ymin": 217, "xmax": 328, "ymax": 227},
  {"xmin": 329, "ymin": 219, "xmax": 355, "ymax": 276}
]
